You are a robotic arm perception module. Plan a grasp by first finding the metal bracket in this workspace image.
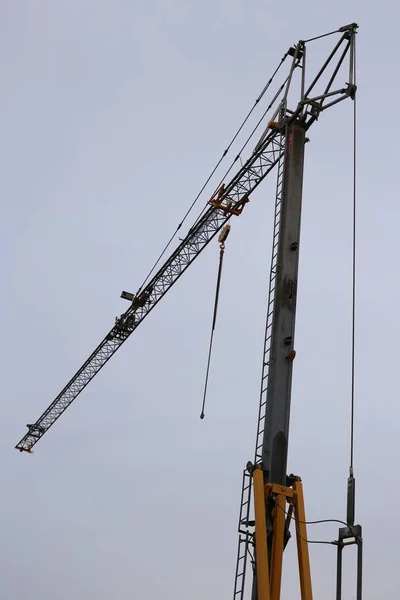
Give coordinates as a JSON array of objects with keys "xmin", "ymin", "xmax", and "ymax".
[{"xmin": 336, "ymin": 524, "xmax": 363, "ymax": 600}]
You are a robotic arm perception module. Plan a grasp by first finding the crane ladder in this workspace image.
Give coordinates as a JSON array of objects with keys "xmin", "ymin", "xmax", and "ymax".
[
  {"xmin": 233, "ymin": 133, "xmax": 286, "ymax": 599},
  {"xmin": 254, "ymin": 134, "xmax": 286, "ymax": 465}
]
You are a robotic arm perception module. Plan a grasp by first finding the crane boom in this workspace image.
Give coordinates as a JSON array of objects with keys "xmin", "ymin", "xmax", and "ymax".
[{"xmin": 16, "ymin": 130, "xmax": 285, "ymax": 452}]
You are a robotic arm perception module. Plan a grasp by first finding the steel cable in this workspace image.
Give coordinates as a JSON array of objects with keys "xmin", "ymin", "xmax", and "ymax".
[{"xmin": 138, "ymin": 55, "xmax": 289, "ymax": 291}]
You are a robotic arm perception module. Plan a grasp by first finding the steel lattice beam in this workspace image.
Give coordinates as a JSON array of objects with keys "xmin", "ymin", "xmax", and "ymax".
[{"xmin": 16, "ymin": 132, "xmax": 284, "ymax": 451}]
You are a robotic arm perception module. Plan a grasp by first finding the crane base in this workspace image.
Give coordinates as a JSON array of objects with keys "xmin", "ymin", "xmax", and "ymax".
[{"xmin": 252, "ymin": 466, "xmax": 312, "ymax": 600}]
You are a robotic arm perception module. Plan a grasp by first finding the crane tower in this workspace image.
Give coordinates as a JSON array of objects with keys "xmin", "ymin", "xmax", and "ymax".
[{"xmin": 16, "ymin": 24, "xmax": 361, "ymax": 600}]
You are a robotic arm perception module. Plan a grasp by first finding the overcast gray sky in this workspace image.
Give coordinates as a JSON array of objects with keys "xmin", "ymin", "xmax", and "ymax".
[{"xmin": 1, "ymin": 2, "xmax": 398, "ymax": 599}]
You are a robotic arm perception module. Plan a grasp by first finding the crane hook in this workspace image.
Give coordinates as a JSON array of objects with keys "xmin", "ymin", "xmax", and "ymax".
[{"xmin": 200, "ymin": 226, "xmax": 231, "ymax": 420}]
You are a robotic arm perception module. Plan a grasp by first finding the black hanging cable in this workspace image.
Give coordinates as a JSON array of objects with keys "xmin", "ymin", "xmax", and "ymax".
[
  {"xmin": 335, "ymin": 41, "xmax": 361, "ymax": 600},
  {"xmin": 200, "ymin": 242, "xmax": 225, "ymax": 419},
  {"xmin": 345, "ymin": 36, "xmax": 357, "ymax": 531},
  {"xmin": 276, "ymin": 501, "xmax": 351, "ymax": 529},
  {"xmin": 209, "ymin": 75, "xmax": 292, "ymax": 196},
  {"xmin": 299, "ymin": 538, "xmax": 335, "ymax": 546},
  {"xmin": 185, "ymin": 78, "xmax": 290, "ymax": 237},
  {"xmin": 350, "ymin": 43, "xmax": 357, "ymax": 476},
  {"xmin": 200, "ymin": 226, "xmax": 230, "ymax": 419},
  {"xmin": 275, "ymin": 499, "xmax": 360, "ymax": 546},
  {"xmin": 190, "ymin": 75, "xmax": 293, "ymax": 236}
]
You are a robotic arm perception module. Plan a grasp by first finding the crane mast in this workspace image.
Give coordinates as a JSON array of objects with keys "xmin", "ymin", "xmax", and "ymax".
[
  {"xmin": 234, "ymin": 115, "xmax": 311, "ymax": 600},
  {"xmin": 260, "ymin": 120, "xmax": 305, "ymax": 485},
  {"xmin": 16, "ymin": 23, "xmax": 360, "ymax": 600}
]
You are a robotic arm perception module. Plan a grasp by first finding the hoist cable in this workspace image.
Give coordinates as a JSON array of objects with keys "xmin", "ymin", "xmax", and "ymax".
[
  {"xmin": 350, "ymin": 38, "xmax": 357, "ymax": 475},
  {"xmin": 190, "ymin": 75, "xmax": 294, "ymax": 236},
  {"xmin": 200, "ymin": 242, "xmax": 226, "ymax": 419},
  {"xmin": 207, "ymin": 74, "xmax": 292, "ymax": 201},
  {"xmin": 138, "ymin": 56, "xmax": 289, "ymax": 291},
  {"xmin": 186, "ymin": 81, "xmax": 287, "ymax": 236}
]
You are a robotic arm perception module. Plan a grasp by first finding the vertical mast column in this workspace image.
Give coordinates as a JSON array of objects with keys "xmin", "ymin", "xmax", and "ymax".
[{"xmin": 261, "ymin": 121, "xmax": 306, "ymax": 485}]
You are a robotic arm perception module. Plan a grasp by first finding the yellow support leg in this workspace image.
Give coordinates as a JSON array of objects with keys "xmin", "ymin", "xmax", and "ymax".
[
  {"xmin": 253, "ymin": 467, "xmax": 271, "ymax": 600},
  {"xmin": 251, "ymin": 472, "xmax": 313, "ymax": 600},
  {"xmin": 270, "ymin": 492, "xmax": 286, "ymax": 600},
  {"xmin": 293, "ymin": 478, "xmax": 313, "ymax": 600}
]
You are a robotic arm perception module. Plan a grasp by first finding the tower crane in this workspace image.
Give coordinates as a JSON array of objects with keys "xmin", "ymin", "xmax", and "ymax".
[{"xmin": 16, "ymin": 24, "xmax": 361, "ymax": 600}]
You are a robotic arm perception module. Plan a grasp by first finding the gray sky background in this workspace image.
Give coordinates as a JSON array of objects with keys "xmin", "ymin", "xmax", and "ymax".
[{"xmin": 1, "ymin": 2, "xmax": 398, "ymax": 599}]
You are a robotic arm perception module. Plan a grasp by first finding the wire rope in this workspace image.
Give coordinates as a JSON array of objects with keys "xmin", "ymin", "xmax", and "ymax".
[
  {"xmin": 350, "ymin": 39, "xmax": 357, "ymax": 475},
  {"xmin": 138, "ymin": 56, "xmax": 289, "ymax": 291}
]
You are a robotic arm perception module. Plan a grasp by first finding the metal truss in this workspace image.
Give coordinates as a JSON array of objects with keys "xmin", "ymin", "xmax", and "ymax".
[{"xmin": 16, "ymin": 131, "xmax": 284, "ymax": 452}]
